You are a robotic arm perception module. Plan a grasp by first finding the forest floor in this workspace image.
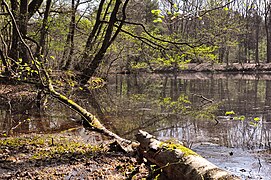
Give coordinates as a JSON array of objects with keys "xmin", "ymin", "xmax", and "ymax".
[
  {"xmin": 0, "ymin": 80, "xmax": 150, "ymax": 179},
  {"xmin": 0, "ymin": 129, "xmax": 149, "ymax": 180}
]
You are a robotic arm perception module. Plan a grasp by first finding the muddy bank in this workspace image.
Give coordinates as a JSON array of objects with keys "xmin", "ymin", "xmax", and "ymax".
[
  {"xmin": 152, "ymin": 63, "xmax": 271, "ymax": 74},
  {"xmin": 0, "ymin": 127, "xmax": 148, "ymax": 179},
  {"xmin": 0, "ymin": 83, "xmax": 37, "ymax": 109},
  {"xmin": 185, "ymin": 63, "xmax": 271, "ymax": 72},
  {"xmin": 172, "ymin": 72, "xmax": 271, "ymax": 80},
  {"xmin": 144, "ymin": 63, "xmax": 271, "ymax": 80}
]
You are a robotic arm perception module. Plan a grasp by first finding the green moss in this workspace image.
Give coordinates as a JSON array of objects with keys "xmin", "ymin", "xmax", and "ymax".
[
  {"xmin": 59, "ymin": 94, "xmax": 68, "ymax": 100},
  {"xmin": 0, "ymin": 136, "xmax": 45, "ymax": 147},
  {"xmin": 30, "ymin": 136, "xmax": 103, "ymax": 160},
  {"xmin": 0, "ymin": 134, "xmax": 104, "ymax": 161},
  {"xmin": 67, "ymin": 99, "xmax": 75, "ymax": 104},
  {"xmin": 160, "ymin": 142, "xmax": 199, "ymax": 157}
]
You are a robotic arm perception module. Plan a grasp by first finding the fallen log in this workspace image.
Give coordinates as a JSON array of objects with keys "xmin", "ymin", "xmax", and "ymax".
[{"xmin": 136, "ymin": 130, "xmax": 241, "ymax": 180}]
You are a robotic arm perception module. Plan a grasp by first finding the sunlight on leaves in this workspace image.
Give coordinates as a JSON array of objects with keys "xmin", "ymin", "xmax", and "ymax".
[{"xmin": 225, "ymin": 110, "xmax": 235, "ymax": 115}]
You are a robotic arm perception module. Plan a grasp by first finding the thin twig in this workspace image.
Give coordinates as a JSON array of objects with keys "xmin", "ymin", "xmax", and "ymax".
[{"xmin": 257, "ymin": 158, "xmax": 262, "ymax": 173}]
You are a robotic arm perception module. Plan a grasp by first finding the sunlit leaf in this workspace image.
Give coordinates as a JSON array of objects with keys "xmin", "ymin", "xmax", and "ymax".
[
  {"xmin": 151, "ymin": 9, "xmax": 161, "ymax": 16},
  {"xmin": 239, "ymin": 115, "xmax": 245, "ymax": 121},
  {"xmin": 153, "ymin": 18, "xmax": 163, "ymax": 23},
  {"xmin": 253, "ymin": 117, "xmax": 260, "ymax": 121},
  {"xmin": 225, "ymin": 110, "xmax": 235, "ymax": 115}
]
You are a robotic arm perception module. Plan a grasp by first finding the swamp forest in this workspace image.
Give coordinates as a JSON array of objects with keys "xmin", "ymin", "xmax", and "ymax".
[{"xmin": 0, "ymin": 0, "xmax": 271, "ymax": 179}]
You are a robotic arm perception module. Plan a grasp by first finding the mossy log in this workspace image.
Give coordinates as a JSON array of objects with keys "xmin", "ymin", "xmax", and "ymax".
[{"xmin": 136, "ymin": 130, "xmax": 241, "ymax": 180}]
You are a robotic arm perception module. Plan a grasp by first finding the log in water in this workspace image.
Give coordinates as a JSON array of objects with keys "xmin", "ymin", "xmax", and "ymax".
[{"xmin": 136, "ymin": 130, "xmax": 241, "ymax": 180}]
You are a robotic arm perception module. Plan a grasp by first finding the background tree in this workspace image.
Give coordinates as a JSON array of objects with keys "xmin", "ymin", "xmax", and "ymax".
[
  {"xmin": 9, "ymin": 0, "xmax": 43, "ymax": 66},
  {"xmin": 1, "ymin": 0, "xmax": 271, "ymax": 82}
]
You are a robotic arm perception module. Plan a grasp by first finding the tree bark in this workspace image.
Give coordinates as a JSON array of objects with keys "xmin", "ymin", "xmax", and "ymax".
[
  {"xmin": 265, "ymin": 3, "xmax": 271, "ymax": 63},
  {"xmin": 6, "ymin": 0, "xmax": 43, "ymax": 66},
  {"xmin": 0, "ymin": 48, "xmax": 9, "ymax": 73},
  {"xmin": 28, "ymin": 0, "xmax": 43, "ymax": 18},
  {"xmin": 61, "ymin": 0, "xmax": 79, "ymax": 70},
  {"xmin": 136, "ymin": 130, "xmax": 241, "ymax": 180},
  {"xmin": 8, "ymin": 0, "xmax": 19, "ymax": 63},
  {"xmin": 36, "ymin": 0, "xmax": 51, "ymax": 59}
]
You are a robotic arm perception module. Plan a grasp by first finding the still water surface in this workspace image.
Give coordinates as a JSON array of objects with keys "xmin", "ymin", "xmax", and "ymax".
[{"xmin": 0, "ymin": 72, "xmax": 271, "ymax": 179}]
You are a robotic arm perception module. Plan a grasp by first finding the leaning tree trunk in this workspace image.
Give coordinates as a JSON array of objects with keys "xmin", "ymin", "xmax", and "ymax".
[{"xmin": 136, "ymin": 130, "xmax": 241, "ymax": 180}]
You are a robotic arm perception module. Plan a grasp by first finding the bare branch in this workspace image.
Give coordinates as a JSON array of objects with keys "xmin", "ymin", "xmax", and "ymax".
[{"xmin": 120, "ymin": 20, "xmax": 196, "ymax": 48}]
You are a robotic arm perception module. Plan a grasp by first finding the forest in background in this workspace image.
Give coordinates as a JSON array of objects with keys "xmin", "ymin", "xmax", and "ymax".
[{"xmin": 0, "ymin": 0, "xmax": 271, "ymax": 84}]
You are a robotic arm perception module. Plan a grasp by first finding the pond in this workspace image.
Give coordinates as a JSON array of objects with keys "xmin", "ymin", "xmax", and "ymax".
[{"xmin": 0, "ymin": 72, "xmax": 271, "ymax": 179}]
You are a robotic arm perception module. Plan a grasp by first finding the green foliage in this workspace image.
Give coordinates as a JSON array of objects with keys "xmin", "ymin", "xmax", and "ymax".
[
  {"xmin": 253, "ymin": 117, "xmax": 260, "ymax": 122},
  {"xmin": 150, "ymin": 53, "xmax": 191, "ymax": 69},
  {"xmin": 225, "ymin": 110, "xmax": 235, "ymax": 115},
  {"xmin": 131, "ymin": 94, "xmax": 147, "ymax": 101},
  {"xmin": 193, "ymin": 103, "xmax": 219, "ymax": 120},
  {"xmin": 188, "ymin": 45, "xmax": 218, "ymax": 63},
  {"xmin": 248, "ymin": 117, "xmax": 261, "ymax": 127},
  {"xmin": 148, "ymin": 44, "xmax": 217, "ymax": 70},
  {"xmin": 249, "ymin": 121, "xmax": 258, "ymax": 127},
  {"xmin": 159, "ymin": 95, "xmax": 191, "ymax": 113},
  {"xmin": 131, "ymin": 62, "xmax": 149, "ymax": 69},
  {"xmin": 233, "ymin": 115, "xmax": 245, "ymax": 121},
  {"xmin": 15, "ymin": 59, "xmax": 39, "ymax": 81},
  {"xmin": 87, "ymin": 77, "xmax": 105, "ymax": 89},
  {"xmin": 225, "ymin": 111, "xmax": 261, "ymax": 127},
  {"xmin": 151, "ymin": 9, "xmax": 164, "ymax": 23}
]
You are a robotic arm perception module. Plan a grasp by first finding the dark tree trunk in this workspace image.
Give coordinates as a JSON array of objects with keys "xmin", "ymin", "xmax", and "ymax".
[
  {"xmin": 7, "ymin": 0, "xmax": 43, "ymax": 67},
  {"xmin": 225, "ymin": 46, "xmax": 229, "ymax": 66},
  {"xmin": 36, "ymin": 0, "xmax": 51, "ymax": 59},
  {"xmin": 61, "ymin": 0, "xmax": 79, "ymax": 70},
  {"xmin": 77, "ymin": 0, "xmax": 129, "ymax": 85},
  {"xmin": 8, "ymin": 0, "xmax": 19, "ymax": 63},
  {"xmin": 265, "ymin": 80, "xmax": 271, "ymax": 122},
  {"xmin": 19, "ymin": 0, "xmax": 29, "ymax": 64},
  {"xmin": 255, "ymin": 14, "xmax": 260, "ymax": 65},
  {"xmin": 28, "ymin": 0, "xmax": 43, "ymax": 18},
  {"xmin": 219, "ymin": 46, "xmax": 225, "ymax": 63},
  {"xmin": 267, "ymin": 10, "xmax": 271, "ymax": 63},
  {"xmin": 265, "ymin": 3, "xmax": 271, "ymax": 63},
  {"xmin": 0, "ymin": 49, "xmax": 9, "ymax": 73}
]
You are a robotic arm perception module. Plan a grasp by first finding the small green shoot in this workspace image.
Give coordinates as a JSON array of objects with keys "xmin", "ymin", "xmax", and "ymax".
[
  {"xmin": 253, "ymin": 117, "xmax": 260, "ymax": 122},
  {"xmin": 225, "ymin": 110, "xmax": 235, "ymax": 116}
]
